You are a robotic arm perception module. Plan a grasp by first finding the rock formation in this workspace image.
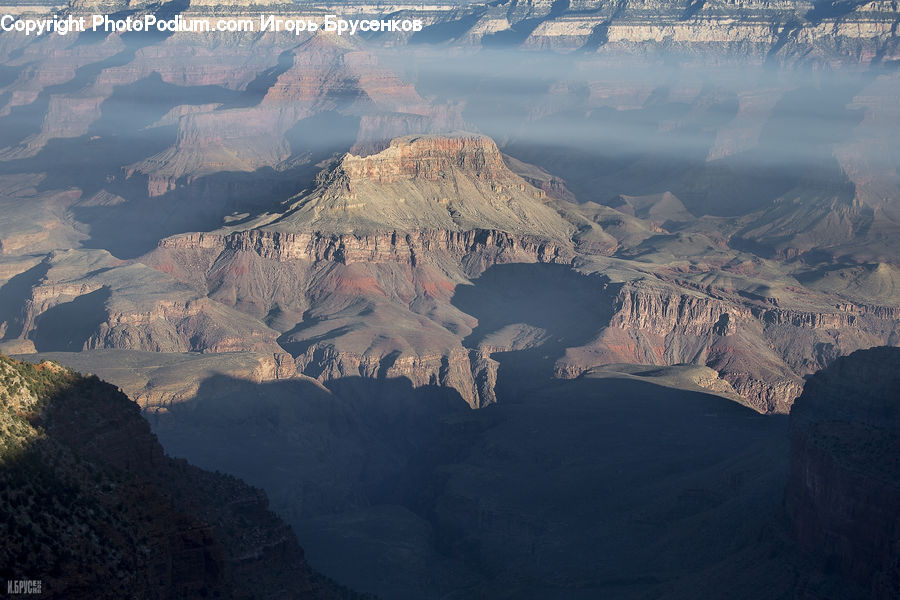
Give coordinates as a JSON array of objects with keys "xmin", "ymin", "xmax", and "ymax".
[
  {"xmin": 0, "ymin": 8, "xmax": 897, "ymax": 414},
  {"xmin": 2, "ymin": 121, "xmax": 895, "ymax": 411},
  {"xmin": 0, "ymin": 250, "xmax": 282, "ymax": 355},
  {"xmin": 785, "ymin": 346, "xmax": 900, "ymax": 600},
  {"xmin": 33, "ymin": 0, "xmax": 896, "ymax": 64},
  {"xmin": 0, "ymin": 354, "xmax": 345, "ymax": 599},
  {"xmin": 133, "ymin": 133, "xmax": 897, "ymax": 412},
  {"xmin": 125, "ymin": 35, "xmax": 463, "ymax": 197},
  {"xmin": 146, "ymin": 133, "xmax": 574, "ymax": 408}
]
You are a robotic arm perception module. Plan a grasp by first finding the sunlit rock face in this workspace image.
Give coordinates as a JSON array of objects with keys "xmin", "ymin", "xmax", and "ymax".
[
  {"xmin": 147, "ymin": 133, "xmax": 574, "ymax": 409},
  {"xmin": 8, "ymin": 0, "xmax": 897, "ymax": 64},
  {"xmin": 0, "ymin": 0, "xmax": 898, "ymax": 416}
]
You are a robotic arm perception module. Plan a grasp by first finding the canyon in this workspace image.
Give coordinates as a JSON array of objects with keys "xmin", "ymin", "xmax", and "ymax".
[
  {"xmin": 8, "ymin": 0, "xmax": 898, "ymax": 64},
  {"xmin": 0, "ymin": 1, "xmax": 897, "ymax": 595},
  {"xmin": 2, "ymin": 129, "xmax": 896, "ymax": 412}
]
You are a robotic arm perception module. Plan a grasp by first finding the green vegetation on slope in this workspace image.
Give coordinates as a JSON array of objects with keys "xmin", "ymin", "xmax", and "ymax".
[{"xmin": 0, "ymin": 354, "xmax": 350, "ymax": 600}]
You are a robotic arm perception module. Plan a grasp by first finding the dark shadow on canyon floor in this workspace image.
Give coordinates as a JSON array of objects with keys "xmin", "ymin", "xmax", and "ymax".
[
  {"xmin": 144, "ymin": 261, "xmax": 869, "ymax": 598},
  {"xmin": 147, "ymin": 364, "xmax": 865, "ymax": 599},
  {"xmin": 0, "ymin": 261, "xmax": 51, "ymax": 340},
  {"xmin": 452, "ymin": 262, "xmax": 619, "ymax": 400},
  {"xmin": 29, "ymin": 286, "xmax": 111, "ymax": 352}
]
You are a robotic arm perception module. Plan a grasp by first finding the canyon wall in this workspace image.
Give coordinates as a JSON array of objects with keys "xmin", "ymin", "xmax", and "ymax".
[{"xmin": 785, "ymin": 347, "xmax": 900, "ymax": 600}]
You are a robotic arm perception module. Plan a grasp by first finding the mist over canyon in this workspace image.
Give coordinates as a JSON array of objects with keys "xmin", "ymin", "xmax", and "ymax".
[{"xmin": 0, "ymin": 0, "xmax": 898, "ymax": 597}]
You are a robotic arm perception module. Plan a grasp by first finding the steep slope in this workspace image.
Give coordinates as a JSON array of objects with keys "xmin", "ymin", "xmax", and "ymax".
[
  {"xmin": 127, "ymin": 34, "xmax": 463, "ymax": 196},
  {"xmin": 0, "ymin": 354, "xmax": 347, "ymax": 599},
  {"xmin": 728, "ymin": 74, "xmax": 900, "ymax": 264},
  {"xmin": 0, "ymin": 250, "xmax": 282, "ymax": 355},
  {"xmin": 785, "ymin": 346, "xmax": 900, "ymax": 600},
  {"xmin": 147, "ymin": 133, "xmax": 574, "ymax": 408},
  {"xmin": 263, "ymin": 134, "xmax": 573, "ymax": 238}
]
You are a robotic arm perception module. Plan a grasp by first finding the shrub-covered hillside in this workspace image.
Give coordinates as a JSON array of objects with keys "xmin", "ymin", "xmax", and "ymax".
[{"xmin": 0, "ymin": 354, "xmax": 349, "ymax": 600}]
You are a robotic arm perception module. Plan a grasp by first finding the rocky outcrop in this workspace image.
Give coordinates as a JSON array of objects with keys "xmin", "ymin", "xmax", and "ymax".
[
  {"xmin": 339, "ymin": 134, "xmax": 511, "ymax": 183},
  {"xmin": 162, "ymin": 228, "xmax": 571, "ymax": 269},
  {"xmin": 556, "ymin": 280, "xmax": 898, "ymax": 412},
  {"xmin": 262, "ymin": 134, "xmax": 575, "ymax": 241},
  {"xmin": 41, "ymin": 0, "xmax": 898, "ymax": 64},
  {"xmin": 4, "ymin": 105, "xmax": 893, "ymax": 415},
  {"xmin": 0, "ymin": 354, "xmax": 341, "ymax": 599},
  {"xmin": 145, "ymin": 134, "xmax": 579, "ymax": 408},
  {"xmin": 123, "ymin": 36, "xmax": 452, "ymax": 196},
  {"xmin": 296, "ymin": 344, "xmax": 485, "ymax": 406},
  {"xmin": 555, "ymin": 281, "xmax": 795, "ymax": 411},
  {"xmin": 785, "ymin": 347, "xmax": 900, "ymax": 600},
  {"xmin": 143, "ymin": 127, "xmax": 900, "ymax": 412},
  {"xmin": 0, "ymin": 251, "xmax": 282, "ymax": 356}
]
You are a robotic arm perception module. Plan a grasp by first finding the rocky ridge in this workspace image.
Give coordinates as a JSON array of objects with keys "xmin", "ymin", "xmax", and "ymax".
[
  {"xmin": 0, "ymin": 125, "xmax": 894, "ymax": 411},
  {"xmin": 137, "ymin": 134, "xmax": 899, "ymax": 412},
  {"xmin": 1, "ymin": 120, "xmax": 897, "ymax": 411},
  {"xmin": 147, "ymin": 134, "xmax": 576, "ymax": 408},
  {"xmin": 26, "ymin": 0, "xmax": 894, "ymax": 64},
  {"xmin": 0, "ymin": 250, "xmax": 283, "ymax": 356},
  {"xmin": 259, "ymin": 134, "xmax": 574, "ymax": 239},
  {"xmin": 124, "ymin": 36, "xmax": 461, "ymax": 197},
  {"xmin": 0, "ymin": 354, "xmax": 346, "ymax": 599}
]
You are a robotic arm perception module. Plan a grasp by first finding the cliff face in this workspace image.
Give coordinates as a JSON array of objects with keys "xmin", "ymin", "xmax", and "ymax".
[
  {"xmin": 339, "ymin": 135, "xmax": 511, "ymax": 183},
  {"xmin": 123, "ymin": 36, "xmax": 460, "ymax": 196},
  {"xmin": 41, "ymin": 0, "xmax": 898, "ymax": 64},
  {"xmin": 0, "ymin": 31, "xmax": 462, "ymax": 201},
  {"xmin": 518, "ymin": 3, "xmax": 898, "ymax": 62},
  {"xmin": 785, "ymin": 347, "xmax": 900, "ymax": 600},
  {"xmin": 2, "ymin": 124, "xmax": 896, "ymax": 412},
  {"xmin": 151, "ymin": 230, "xmax": 567, "ymax": 409},
  {"xmin": 151, "ymin": 228, "xmax": 898, "ymax": 413},
  {"xmin": 0, "ymin": 354, "xmax": 341, "ymax": 599},
  {"xmin": 552, "ymin": 276, "xmax": 900, "ymax": 412},
  {"xmin": 140, "ymin": 134, "xmax": 579, "ymax": 408},
  {"xmin": 126, "ymin": 131, "xmax": 897, "ymax": 412},
  {"xmin": 0, "ymin": 251, "xmax": 282, "ymax": 356},
  {"xmin": 161, "ymin": 228, "xmax": 571, "ymax": 267}
]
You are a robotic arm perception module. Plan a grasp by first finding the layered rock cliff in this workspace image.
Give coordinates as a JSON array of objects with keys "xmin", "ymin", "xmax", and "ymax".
[
  {"xmin": 144, "ymin": 134, "xmax": 575, "ymax": 407},
  {"xmin": 0, "ymin": 250, "xmax": 282, "ymax": 355},
  {"xmin": 42, "ymin": 0, "xmax": 900, "ymax": 64},
  {"xmin": 160, "ymin": 226, "xmax": 571, "ymax": 267},
  {"xmin": 554, "ymin": 270, "xmax": 899, "ymax": 412},
  {"xmin": 124, "ymin": 36, "xmax": 462, "ymax": 196},
  {"xmin": 115, "ymin": 132, "xmax": 896, "ymax": 411},
  {"xmin": 785, "ymin": 347, "xmax": 900, "ymax": 600}
]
